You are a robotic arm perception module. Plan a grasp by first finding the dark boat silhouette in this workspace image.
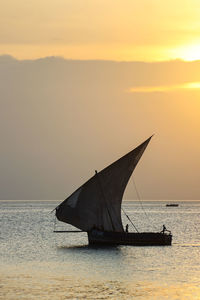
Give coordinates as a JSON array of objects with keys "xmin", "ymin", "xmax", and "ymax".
[
  {"xmin": 166, "ymin": 204, "xmax": 179, "ymax": 207},
  {"xmin": 54, "ymin": 136, "xmax": 172, "ymax": 246}
]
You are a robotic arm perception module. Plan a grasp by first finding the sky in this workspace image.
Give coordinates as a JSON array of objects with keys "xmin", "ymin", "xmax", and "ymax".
[
  {"xmin": 1, "ymin": 0, "xmax": 200, "ymax": 61},
  {"xmin": 0, "ymin": 1, "xmax": 200, "ymax": 200}
]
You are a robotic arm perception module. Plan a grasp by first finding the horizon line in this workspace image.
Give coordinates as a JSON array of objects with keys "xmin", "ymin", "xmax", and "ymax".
[{"xmin": 0, "ymin": 199, "xmax": 200, "ymax": 202}]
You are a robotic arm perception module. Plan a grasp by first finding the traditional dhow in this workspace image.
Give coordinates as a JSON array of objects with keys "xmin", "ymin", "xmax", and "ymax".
[
  {"xmin": 55, "ymin": 136, "xmax": 172, "ymax": 246},
  {"xmin": 88, "ymin": 230, "xmax": 172, "ymax": 246}
]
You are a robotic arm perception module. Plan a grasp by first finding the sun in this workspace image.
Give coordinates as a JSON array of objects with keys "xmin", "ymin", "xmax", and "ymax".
[{"xmin": 177, "ymin": 44, "xmax": 200, "ymax": 61}]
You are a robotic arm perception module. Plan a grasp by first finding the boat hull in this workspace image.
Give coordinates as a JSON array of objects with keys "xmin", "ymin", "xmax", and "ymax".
[{"xmin": 87, "ymin": 230, "xmax": 172, "ymax": 246}]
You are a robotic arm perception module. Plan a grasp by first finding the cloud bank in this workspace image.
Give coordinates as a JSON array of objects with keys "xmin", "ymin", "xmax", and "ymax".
[{"xmin": 1, "ymin": 56, "xmax": 200, "ymax": 199}]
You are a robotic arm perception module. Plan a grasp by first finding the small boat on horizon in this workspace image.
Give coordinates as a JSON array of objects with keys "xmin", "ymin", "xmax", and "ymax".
[
  {"xmin": 166, "ymin": 204, "xmax": 179, "ymax": 207},
  {"xmin": 54, "ymin": 136, "xmax": 172, "ymax": 246}
]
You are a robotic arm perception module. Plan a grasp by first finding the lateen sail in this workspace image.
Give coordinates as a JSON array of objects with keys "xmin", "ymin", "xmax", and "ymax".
[{"xmin": 55, "ymin": 136, "xmax": 152, "ymax": 232}]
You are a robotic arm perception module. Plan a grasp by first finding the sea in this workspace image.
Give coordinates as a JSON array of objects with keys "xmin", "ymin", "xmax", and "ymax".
[{"xmin": 0, "ymin": 200, "xmax": 200, "ymax": 300}]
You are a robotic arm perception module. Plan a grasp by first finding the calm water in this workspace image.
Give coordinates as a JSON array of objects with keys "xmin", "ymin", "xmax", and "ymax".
[{"xmin": 0, "ymin": 200, "xmax": 200, "ymax": 299}]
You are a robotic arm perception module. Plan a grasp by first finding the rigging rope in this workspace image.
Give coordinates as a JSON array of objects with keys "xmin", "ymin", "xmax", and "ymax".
[
  {"xmin": 132, "ymin": 177, "xmax": 157, "ymax": 231},
  {"xmin": 121, "ymin": 207, "xmax": 139, "ymax": 233}
]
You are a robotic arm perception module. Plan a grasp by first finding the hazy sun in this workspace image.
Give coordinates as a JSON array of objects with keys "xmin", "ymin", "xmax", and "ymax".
[{"xmin": 177, "ymin": 44, "xmax": 200, "ymax": 61}]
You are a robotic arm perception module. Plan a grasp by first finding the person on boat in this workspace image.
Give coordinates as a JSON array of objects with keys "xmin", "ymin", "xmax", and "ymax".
[
  {"xmin": 161, "ymin": 224, "xmax": 171, "ymax": 235},
  {"xmin": 125, "ymin": 224, "xmax": 129, "ymax": 233},
  {"xmin": 162, "ymin": 224, "xmax": 166, "ymax": 234}
]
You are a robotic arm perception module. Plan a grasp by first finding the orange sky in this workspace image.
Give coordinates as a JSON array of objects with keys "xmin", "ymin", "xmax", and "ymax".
[
  {"xmin": 1, "ymin": 0, "xmax": 200, "ymax": 61},
  {"xmin": 0, "ymin": 1, "xmax": 200, "ymax": 199}
]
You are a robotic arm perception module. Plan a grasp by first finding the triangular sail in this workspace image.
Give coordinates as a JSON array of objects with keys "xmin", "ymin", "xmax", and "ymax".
[{"xmin": 55, "ymin": 136, "xmax": 152, "ymax": 232}]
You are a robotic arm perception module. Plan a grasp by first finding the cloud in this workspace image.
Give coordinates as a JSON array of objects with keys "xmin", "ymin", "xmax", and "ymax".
[
  {"xmin": 0, "ymin": 56, "xmax": 200, "ymax": 200},
  {"xmin": 0, "ymin": 54, "xmax": 18, "ymax": 63},
  {"xmin": 128, "ymin": 82, "xmax": 200, "ymax": 93}
]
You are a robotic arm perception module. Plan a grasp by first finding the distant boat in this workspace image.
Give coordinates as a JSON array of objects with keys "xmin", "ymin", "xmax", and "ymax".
[
  {"xmin": 55, "ymin": 136, "xmax": 172, "ymax": 246},
  {"xmin": 166, "ymin": 204, "xmax": 179, "ymax": 207}
]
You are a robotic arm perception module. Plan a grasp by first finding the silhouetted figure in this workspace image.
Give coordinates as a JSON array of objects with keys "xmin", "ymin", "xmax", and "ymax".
[
  {"xmin": 162, "ymin": 224, "xmax": 166, "ymax": 234},
  {"xmin": 125, "ymin": 224, "xmax": 129, "ymax": 233}
]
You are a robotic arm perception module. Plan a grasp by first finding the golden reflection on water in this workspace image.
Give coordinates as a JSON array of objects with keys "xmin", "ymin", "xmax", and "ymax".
[
  {"xmin": 1, "ymin": 267, "xmax": 200, "ymax": 300},
  {"xmin": 1, "ymin": 201, "xmax": 200, "ymax": 300}
]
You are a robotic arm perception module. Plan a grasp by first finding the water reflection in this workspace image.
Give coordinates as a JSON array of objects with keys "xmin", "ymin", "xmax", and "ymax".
[
  {"xmin": 1, "ymin": 267, "xmax": 200, "ymax": 300},
  {"xmin": 1, "ymin": 200, "xmax": 200, "ymax": 299},
  {"xmin": 57, "ymin": 244, "xmax": 122, "ymax": 251}
]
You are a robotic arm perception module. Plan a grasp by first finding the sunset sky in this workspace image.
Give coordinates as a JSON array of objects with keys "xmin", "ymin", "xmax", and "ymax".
[
  {"xmin": 1, "ymin": 0, "xmax": 200, "ymax": 61},
  {"xmin": 1, "ymin": 1, "xmax": 200, "ymax": 200}
]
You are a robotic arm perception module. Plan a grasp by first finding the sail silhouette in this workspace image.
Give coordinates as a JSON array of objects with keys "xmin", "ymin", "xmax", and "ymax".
[{"xmin": 55, "ymin": 136, "xmax": 152, "ymax": 232}]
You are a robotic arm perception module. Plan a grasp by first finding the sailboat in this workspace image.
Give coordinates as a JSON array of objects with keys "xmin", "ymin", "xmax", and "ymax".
[{"xmin": 55, "ymin": 136, "xmax": 172, "ymax": 246}]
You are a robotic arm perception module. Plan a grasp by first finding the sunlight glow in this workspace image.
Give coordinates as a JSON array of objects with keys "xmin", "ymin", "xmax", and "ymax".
[
  {"xmin": 185, "ymin": 82, "xmax": 200, "ymax": 89},
  {"xmin": 174, "ymin": 44, "xmax": 200, "ymax": 61},
  {"xmin": 129, "ymin": 82, "xmax": 200, "ymax": 93}
]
